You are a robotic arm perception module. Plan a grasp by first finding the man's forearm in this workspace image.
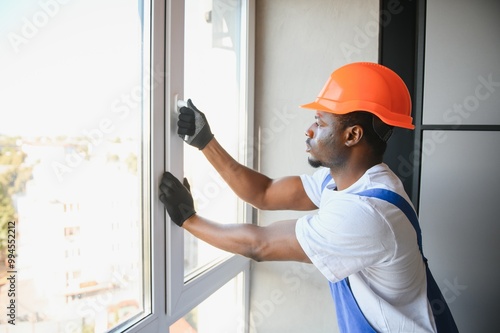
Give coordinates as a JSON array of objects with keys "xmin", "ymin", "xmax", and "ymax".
[
  {"xmin": 183, "ymin": 214, "xmax": 263, "ymax": 260},
  {"xmin": 201, "ymin": 138, "xmax": 316, "ymax": 211},
  {"xmin": 182, "ymin": 214, "xmax": 311, "ymax": 263},
  {"xmin": 201, "ymin": 138, "xmax": 273, "ymax": 209}
]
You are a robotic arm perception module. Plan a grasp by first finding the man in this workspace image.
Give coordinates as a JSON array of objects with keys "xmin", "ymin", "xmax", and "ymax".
[{"xmin": 159, "ymin": 62, "xmax": 454, "ymax": 332}]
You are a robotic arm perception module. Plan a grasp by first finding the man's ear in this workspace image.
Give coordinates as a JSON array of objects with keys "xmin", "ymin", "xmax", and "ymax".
[{"xmin": 344, "ymin": 125, "xmax": 363, "ymax": 147}]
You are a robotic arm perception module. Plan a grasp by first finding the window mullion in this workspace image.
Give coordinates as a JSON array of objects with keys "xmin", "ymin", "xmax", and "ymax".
[
  {"xmin": 164, "ymin": 0, "xmax": 186, "ymax": 320},
  {"xmin": 127, "ymin": 0, "xmax": 168, "ymax": 332},
  {"xmin": 163, "ymin": 0, "xmax": 254, "ymax": 330}
]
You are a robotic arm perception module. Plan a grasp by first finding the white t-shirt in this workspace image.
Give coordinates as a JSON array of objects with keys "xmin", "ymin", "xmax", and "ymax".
[{"xmin": 296, "ymin": 164, "xmax": 437, "ymax": 332}]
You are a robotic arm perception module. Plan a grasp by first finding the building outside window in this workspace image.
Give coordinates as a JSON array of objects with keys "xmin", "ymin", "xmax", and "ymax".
[{"xmin": 0, "ymin": 0, "xmax": 253, "ymax": 332}]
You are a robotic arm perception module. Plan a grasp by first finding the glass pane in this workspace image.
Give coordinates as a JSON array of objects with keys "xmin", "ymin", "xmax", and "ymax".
[
  {"xmin": 183, "ymin": 0, "xmax": 244, "ymax": 278},
  {"xmin": 170, "ymin": 273, "xmax": 244, "ymax": 333},
  {"xmin": 0, "ymin": 0, "xmax": 150, "ymax": 332}
]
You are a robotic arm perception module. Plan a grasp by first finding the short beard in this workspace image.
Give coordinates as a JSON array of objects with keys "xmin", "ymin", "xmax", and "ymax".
[
  {"xmin": 307, "ymin": 157, "xmax": 324, "ymax": 168},
  {"xmin": 308, "ymin": 155, "xmax": 347, "ymax": 170}
]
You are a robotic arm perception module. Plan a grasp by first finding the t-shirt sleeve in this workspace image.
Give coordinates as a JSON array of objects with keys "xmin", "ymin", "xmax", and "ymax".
[
  {"xmin": 299, "ymin": 167, "xmax": 332, "ymax": 208},
  {"xmin": 295, "ymin": 195, "xmax": 396, "ymax": 283}
]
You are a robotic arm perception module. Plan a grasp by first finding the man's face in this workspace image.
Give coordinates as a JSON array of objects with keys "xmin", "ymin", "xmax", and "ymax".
[{"xmin": 305, "ymin": 111, "xmax": 348, "ymax": 169}]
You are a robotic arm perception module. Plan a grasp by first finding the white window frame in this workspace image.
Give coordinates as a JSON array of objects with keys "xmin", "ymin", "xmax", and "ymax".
[{"xmin": 124, "ymin": 0, "xmax": 255, "ymax": 332}]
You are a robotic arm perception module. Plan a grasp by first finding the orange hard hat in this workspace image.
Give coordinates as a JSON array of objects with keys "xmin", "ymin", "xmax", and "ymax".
[{"xmin": 301, "ymin": 62, "xmax": 414, "ymax": 129}]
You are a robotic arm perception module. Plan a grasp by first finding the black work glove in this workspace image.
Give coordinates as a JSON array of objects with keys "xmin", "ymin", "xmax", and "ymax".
[
  {"xmin": 178, "ymin": 99, "xmax": 214, "ymax": 150},
  {"xmin": 159, "ymin": 172, "xmax": 196, "ymax": 227}
]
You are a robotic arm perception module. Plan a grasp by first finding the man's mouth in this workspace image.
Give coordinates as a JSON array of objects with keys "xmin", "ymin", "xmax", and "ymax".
[{"xmin": 305, "ymin": 138, "xmax": 312, "ymax": 152}]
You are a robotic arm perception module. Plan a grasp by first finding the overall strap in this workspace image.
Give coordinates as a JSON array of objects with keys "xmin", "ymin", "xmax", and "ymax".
[
  {"xmin": 322, "ymin": 175, "xmax": 422, "ymax": 255},
  {"xmin": 356, "ymin": 188, "xmax": 423, "ymax": 254},
  {"xmin": 321, "ymin": 173, "xmax": 333, "ymax": 192},
  {"xmin": 355, "ymin": 187, "xmax": 459, "ymax": 333}
]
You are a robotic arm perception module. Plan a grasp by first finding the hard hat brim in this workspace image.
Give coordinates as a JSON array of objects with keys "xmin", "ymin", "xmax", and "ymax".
[{"xmin": 300, "ymin": 99, "xmax": 415, "ymax": 130}]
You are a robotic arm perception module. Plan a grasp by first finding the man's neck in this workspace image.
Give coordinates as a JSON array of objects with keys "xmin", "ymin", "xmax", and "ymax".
[{"xmin": 330, "ymin": 158, "xmax": 382, "ymax": 191}]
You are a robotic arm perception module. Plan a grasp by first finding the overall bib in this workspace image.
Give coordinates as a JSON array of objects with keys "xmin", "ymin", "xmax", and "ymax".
[{"xmin": 320, "ymin": 175, "xmax": 458, "ymax": 333}]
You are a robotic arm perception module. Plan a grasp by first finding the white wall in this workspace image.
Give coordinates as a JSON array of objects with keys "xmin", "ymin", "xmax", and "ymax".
[
  {"xmin": 250, "ymin": 1, "xmax": 379, "ymax": 332},
  {"xmin": 420, "ymin": 0, "xmax": 500, "ymax": 331},
  {"xmin": 423, "ymin": 0, "xmax": 500, "ymax": 126}
]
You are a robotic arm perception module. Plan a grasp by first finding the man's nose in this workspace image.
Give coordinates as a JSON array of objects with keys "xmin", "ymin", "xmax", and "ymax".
[{"xmin": 305, "ymin": 126, "xmax": 314, "ymax": 139}]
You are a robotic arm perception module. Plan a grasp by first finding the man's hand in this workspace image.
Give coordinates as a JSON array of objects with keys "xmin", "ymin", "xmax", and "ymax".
[
  {"xmin": 159, "ymin": 172, "xmax": 196, "ymax": 227},
  {"xmin": 178, "ymin": 99, "xmax": 214, "ymax": 150}
]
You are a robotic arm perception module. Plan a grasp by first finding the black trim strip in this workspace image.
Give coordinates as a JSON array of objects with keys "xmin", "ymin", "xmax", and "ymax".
[
  {"xmin": 421, "ymin": 125, "xmax": 500, "ymax": 131},
  {"xmin": 411, "ymin": 0, "xmax": 427, "ymax": 212},
  {"xmin": 379, "ymin": 0, "xmax": 418, "ymax": 205}
]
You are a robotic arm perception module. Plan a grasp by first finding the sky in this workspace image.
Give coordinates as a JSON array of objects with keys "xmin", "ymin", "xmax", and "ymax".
[{"xmin": 0, "ymin": 0, "xmax": 143, "ymax": 137}]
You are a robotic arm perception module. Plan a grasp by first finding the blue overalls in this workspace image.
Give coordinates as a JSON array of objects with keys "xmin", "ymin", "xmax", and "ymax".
[
  {"xmin": 321, "ymin": 175, "xmax": 377, "ymax": 332},
  {"xmin": 329, "ymin": 278, "xmax": 376, "ymax": 332},
  {"xmin": 320, "ymin": 174, "xmax": 458, "ymax": 333}
]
